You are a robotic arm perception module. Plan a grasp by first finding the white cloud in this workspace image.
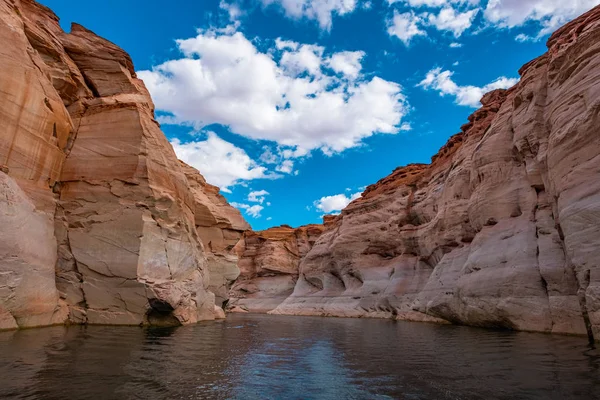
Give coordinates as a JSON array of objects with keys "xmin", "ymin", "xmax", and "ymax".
[
  {"xmin": 280, "ymin": 44, "xmax": 324, "ymax": 76},
  {"xmin": 220, "ymin": 0, "xmax": 243, "ymax": 22},
  {"xmin": 276, "ymin": 159, "xmax": 294, "ymax": 173},
  {"xmin": 246, "ymin": 205, "xmax": 264, "ymax": 218},
  {"xmin": 248, "ymin": 189, "xmax": 270, "ymax": 203},
  {"xmin": 139, "ymin": 29, "xmax": 408, "ymax": 158},
  {"xmin": 484, "ymin": 0, "xmax": 600, "ymax": 36},
  {"xmin": 259, "ymin": 147, "xmax": 279, "ymax": 164},
  {"xmin": 171, "ymin": 132, "xmax": 277, "ymax": 191},
  {"xmin": 275, "ymin": 38, "xmax": 299, "ymax": 51},
  {"xmin": 261, "ymin": 0, "xmax": 360, "ymax": 30},
  {"xmin": 387, "ymin": 11, "xmax": 427, "ymax": 45},
  {"xmin": 314, "ymin": 191, "xmax": 362, "ymax": 213},
  {"xmin": 424, "ymin": 7, "xmax": 479, "ymax": 37},
  {"xmin": 231, "ymin": 202, "xmax": 265, "ymax": 218},
  {"xmin": 418, "ymin": 67, "xmax": 518, "ymax": 107},
  {"xmin": 362, "ymin": 1, "xmax": 373, "ymax": 9},
  {"xmin": 449, "ymin": 42, "xmax": 463, "ymax": 48},
  {"xmin": 388, "ymin": 0, "xmax": 480, "ymax": 7},
  {"xmin": 326, "ymin": 51, "xmax": 365, "ymax": 79},
  {"xmin": 515, "ymin": 33, "xmax": 535, "ymax": 42},
  {"xmin": 266, "ymin": 217, "xmax": 273, "ymax": 221}
]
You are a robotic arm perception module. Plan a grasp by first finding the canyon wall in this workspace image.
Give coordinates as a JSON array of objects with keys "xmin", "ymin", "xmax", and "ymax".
[
  {"xmin": 274, "ymin": 6, "xmax": 600, "ymax": 341},
  {"xmin": 180, "ymin": 161, "xmax": 250, "ymax": 308},
  {"xmin": 0, "ymin": 0, "xmax": 247, "ymax": 329},
  {"xmin": 228, "ymin": 224, "xmax": 325, "ymax": 313}
]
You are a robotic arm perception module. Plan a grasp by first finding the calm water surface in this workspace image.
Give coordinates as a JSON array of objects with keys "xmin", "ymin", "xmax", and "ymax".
[{"xmin": 0, "ymin": 314, "xmax": 599, "ymax": 399}]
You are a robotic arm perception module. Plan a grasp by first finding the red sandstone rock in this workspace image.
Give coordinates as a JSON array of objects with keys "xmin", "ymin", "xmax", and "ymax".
[
  {"xmin": 0, "ymin": 0, "xmax": 247, "ymax": 328},
  {"xmin": 228, "ymin": 224, "xmax": 325, "ymax": 313}
]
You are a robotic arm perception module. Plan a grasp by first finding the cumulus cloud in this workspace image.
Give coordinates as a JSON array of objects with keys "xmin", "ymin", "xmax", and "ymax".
[
  {"xmin": 387, "ymin": 11, "xmax": 427, "ymax": 45},
  {"xmin": 261, "ymin": 0, "xmax": 360, "ymax": 30},
  {"xmin": 231, "ymin": 202, "xmax": 265, "ymax": 218},
  {"xmin": 418, "ymin": 67, "xmax": 518, "ymax": 107},
  {"xmin": 276, "ymin": 159, "xmax": 295, "ymax": 173},
  {"xmin": 389, "ymin": 0, "xmax": 480, "ymax": 6},
  {"xmin": 387, "ymin": 0, "xmax": 599, "ymax": 39},
  {"xmin": 314, "ymin": 191, "xmax": 362, "ymax": 213},
  {"xmin": 424, "ymin": 7, "xmax": 479, "ymax": 37},
  {"xmin": 449, "ymin": 42, "xmax": 463, "ymax": 48},
  {"xmin": 484, "ymin": 0, "xmax": 600, "ymax": 36},
  {"xmin": 248, "ymin": 190, "xmax": 270, "ymax": 203},
  {"xmin": 139, "ymin": 29, "xmax": 408, "ymax": 158},
  {"xmin": 326, "ymin": 51, "xmax": 365, "ymax": 79},
  {"xmin": 171, "ymin": 132, "xmax": 278, "ymax": 192},
  {"xmin": 220, "ymin": 0, "xmax": 243, "ymax": 22}
]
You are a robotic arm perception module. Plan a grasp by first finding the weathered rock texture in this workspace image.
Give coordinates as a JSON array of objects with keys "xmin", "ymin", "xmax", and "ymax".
[
  {"xmin": 0, "ymin": 0, "xmax": 245, "ymax": 329},
  {"xmin": 274, "ymin": 6, "xmax": 600, "ymax": 341},
  {"xmin": 229, "ymin": 225, "xmax": 325, "ymax": 313},
  {"xmin": 180, "ymin": 161, "xmax": 250, "ymax": 308}
]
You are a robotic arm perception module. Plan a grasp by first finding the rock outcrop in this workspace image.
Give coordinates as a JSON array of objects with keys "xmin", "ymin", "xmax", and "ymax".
[
  {"xmin": 0, "ymin": 0, "xmax": 246, "ymax": 328},
  {"xmin": 274, "ymin": 6, "xmax": 600, "ymax": 341},
  {"xmin": 228, "ymin": 224, "xmax": 325, "ymax": 313},
  {"xmin": 180, "ymin": 161, "xmax": 250, "ymax": 308}
]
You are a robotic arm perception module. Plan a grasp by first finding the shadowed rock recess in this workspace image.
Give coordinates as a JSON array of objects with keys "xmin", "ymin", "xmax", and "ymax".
[
  {"xmin": 0, "ymin": 0, "xmax": 247, "ymax": 328},
  {"xmin": 2, "ymin": 0, "xmax": 600, "ymax": 342}
]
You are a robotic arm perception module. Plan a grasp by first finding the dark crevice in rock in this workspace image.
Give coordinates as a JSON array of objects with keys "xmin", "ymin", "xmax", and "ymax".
[
  {"xmin": 147, "ymin": 299, "xmax": 181, "ymax": 327},
  {"xmin": 577, "ymin": 269, "xmax": 595, "ymax": 343}
]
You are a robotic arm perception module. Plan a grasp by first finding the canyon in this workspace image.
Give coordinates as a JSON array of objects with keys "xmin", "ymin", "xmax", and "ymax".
[
  {"xmin": 1, "ymin": 0, "xmax": 600, "ymax": 343},
  {"xmin": 272, "ymin": 6, "xmax": 600, "ymax": 342}
]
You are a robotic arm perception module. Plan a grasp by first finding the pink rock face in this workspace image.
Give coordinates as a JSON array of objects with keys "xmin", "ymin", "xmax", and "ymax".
[
  {"xmin": 0, "ymin": 0, "xmax": 245, "ymax": 328},
  {"xmin": 229, "ymin": 225, "xmax": 325, "ymax": 313},
  {"xmin": 274, "ymin": 6, "xmax": 600, "ymax": 340}
]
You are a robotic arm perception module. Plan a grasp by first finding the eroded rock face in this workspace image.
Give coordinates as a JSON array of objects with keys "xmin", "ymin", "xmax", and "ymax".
[
  {"xmin": 274, "ymin": 6, "xmax": 600, "ymax": 340},
  {"xmin": 0, "ymin": 0, "xmax": 242, "ymax": 328},
  {"xmin": 180, "ymin": 161, "xmax": 250, "ymax": 308},
  {"xmin": 229, "ymin": 225, "xmax": 325, "ymax": 313}
]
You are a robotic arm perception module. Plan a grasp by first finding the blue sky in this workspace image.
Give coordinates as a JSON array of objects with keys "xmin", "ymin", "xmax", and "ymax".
[{"xmin": 40, "ymin": 0, "xmax": 599, "ymax": 230}]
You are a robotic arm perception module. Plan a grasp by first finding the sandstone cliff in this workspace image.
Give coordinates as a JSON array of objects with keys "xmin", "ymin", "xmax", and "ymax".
[
  {"xmin": 0, "ymin": 0, "xmax": 247, "ymax": 329},
  {"xmin": 228, "ymin": 224, "xmax": 325, "ymax": 313},
  {"xmin": 180, "ymin": 161, "xmax": 250, "ymax": 308},
  {"xmin": 274, "ymin": 6, "xmax": 600, "ymax": 341}
]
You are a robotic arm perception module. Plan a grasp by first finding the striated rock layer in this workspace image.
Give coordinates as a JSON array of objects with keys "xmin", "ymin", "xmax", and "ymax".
[
  {"xmin": 228, "ymin": 224, "xmax": 325, "ymax": 313},
  {"xmin": 0, "ymin": 0, "xmax": 246, "ymax": 328},
  {"xmin": 274, "ymin": 6, "xmax": 600, "ymax": 341}
]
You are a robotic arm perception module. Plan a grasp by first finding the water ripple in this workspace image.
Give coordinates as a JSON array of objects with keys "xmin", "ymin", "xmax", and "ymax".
[{"xmin": 0, "ymin": 315, "xmax": 599, "ymax": 399}]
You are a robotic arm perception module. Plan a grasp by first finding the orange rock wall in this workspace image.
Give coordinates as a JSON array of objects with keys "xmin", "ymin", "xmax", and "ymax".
[
  {"xmin": 228, "ymin": 225, "xmax": 325, "ymax": 313},
  {"xmin": 0, "ymin": 0, "xmax": 246, "ymax": 328}
]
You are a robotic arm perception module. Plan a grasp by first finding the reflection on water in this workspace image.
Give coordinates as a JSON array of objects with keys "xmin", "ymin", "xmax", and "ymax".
[{"xmin": 0, "ymin": 314, "xmax": 599, "ymax": 399}]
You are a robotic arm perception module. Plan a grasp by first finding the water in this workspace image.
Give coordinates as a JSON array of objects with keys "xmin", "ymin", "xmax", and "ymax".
[{"xmin": 0, "ymin": 314, "xmax": 599, "ymax": 399}]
